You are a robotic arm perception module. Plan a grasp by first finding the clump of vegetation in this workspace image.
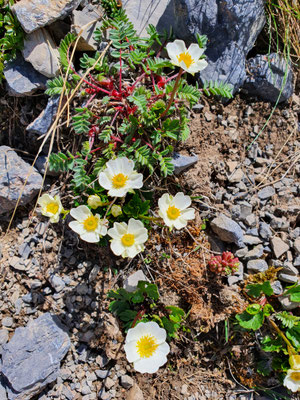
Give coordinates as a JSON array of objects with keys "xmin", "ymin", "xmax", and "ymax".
[{"xmin": 0, "ymin": 0, "xmax": 24, "ymax": 81}]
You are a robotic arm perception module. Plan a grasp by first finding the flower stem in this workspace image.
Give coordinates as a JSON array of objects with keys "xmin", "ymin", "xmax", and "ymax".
[
  {"xmin": 160, "ymin": 68, "xmax": 183, "ymax": 118},
  {"xmin": 131, "ymin": 308, "xmax": 146, "ymax": 328},
  {"xmin": 267, "ymin": 317, "xmax": 297, "ymax": 355}
]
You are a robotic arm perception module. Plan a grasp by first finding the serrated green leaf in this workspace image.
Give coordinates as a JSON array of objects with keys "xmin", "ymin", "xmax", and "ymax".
[
  {"xmin": 247, "ymin": 281, "xmax": 274, "ymax": 298},
  {"xmin": 119, "ymin": 309, "xmax": 138, "ymax": 322}
]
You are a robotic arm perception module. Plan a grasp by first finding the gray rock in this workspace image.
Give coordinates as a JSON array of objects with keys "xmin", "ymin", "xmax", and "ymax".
[
  {"xmin": 123, "ymin": 270, "xmax": 149, "ymax": 293},
  {"xmin": 259, "ymin": 222, "xmax": 272, "ymax": 240},
  {"xmin": 271, "ymin": 280, "xmax": 283, "ymax": 296},
  {"xmin": 293, "ymin": 237, "xmax": 300, "ymax": 254},
  {"xmin": 172, "ymin": 0, "xmax": 265, "ymax": 93},
  {"xmin": 247, "ymin": 259, "xmax": 268, "ymax": 273},
  {"xmin": 120, "ymin": 375, "xmax": 134, "ymax": 389},
  {"xmin": 27, "ymin": 96, "xmax": 60, "ymax": 136},
  {"xmin": 0, "ymin": 329, "xmax": 9, "ymax": 345},
  {"xmin": 35, "ymin": 156, "xmax": 60, "ymax": 177},
  {"xmin": 4, "ymin": 53, "xmax": 47, "ymax": 96},
  {"xmin": 12, "ymin": 0, "xmax": 82, "ymax": 33},
  {"xmin": 243, "ymin": 235, "xmax": 263, "ymax": 245},
  {"xmin": 270, "ymin": 237, "xmax": 289, "ymax": 258},
  {"xmin": 257, "ymin": 186, "xmax": 275, "ymax": 200},
  {"xmin": 2, "ymin": 317, "xmax": 14, "ymax": 328},
  {"xmin": 1, "ymin": 313, "xmax": 70, "ymax": 400},
  {"xmin": 49, "ymin": 274, "xmax": 66, "ymax": 292},
  {"xmin": 72, "ymin": 4, "xmax": 102, "ymax": 51},
  {"xmin": 245, "ymin": 245, "xmax": 264, "ymax": 261},
  {"xmin": 210, "ymin": 214, "xmax": 244, "ymax": 247},
  {"xmin": 243, "ymin": 53, "xmax": 294, "ymax": 103},
  {"xmin": 278, "ymin": 295, "xmax": 300, "ymax": 310},
  {"xmin": 244, "ymin": 214, "xmax": 256, "ymax": 227},
  {"xmin": 18, "ymin": 242, "xmax": 31, "ymax": 259},
  {"xmin": 171, "ymin": 152, "xmax": 198, "ymax": 175},
  {"xmin": 235, "ymin": 246, "xmax": 249, "ymax": 259},
  {"xmin": 281, "ymin": 262, "xmax": 298, "ymax": 276},
  {"xmin": 278, "ymin": 273, "xmax": 298, "ymax": 284},
  {"xmin": 0, "ymin": 146, "xmax": 42, "ymax": 215},
  {"xmin": 239, "ymin": 201, "xmax": 252, "ymax": 220},
  {"xmin": 95, "ymin": 370, "xmax": 110, "ymax": 379},
  {"xmin": 22, "ymin": 28, "xmax": 60, "ymax": 77},
  {"xmin": 294, "ymin": 255, "xmax": 300, "ymax": 267}
]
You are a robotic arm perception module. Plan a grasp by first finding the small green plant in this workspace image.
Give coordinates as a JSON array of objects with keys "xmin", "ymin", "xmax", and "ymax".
[
  {"xmin": 108, "ymin": 280, "xmax": 188, "ymax": 339},
  {"xmin": 0, "ymin": 0, "xmax": 24, "ymax": 81}
]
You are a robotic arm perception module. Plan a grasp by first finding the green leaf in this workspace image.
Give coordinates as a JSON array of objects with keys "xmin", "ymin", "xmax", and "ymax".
[
  {"xmin": 236, "ymin": 309, "xmax": 264, "ymax": 330},
  {"xmin": 58, "ymin": 32, "xmax": 77, "ymax": 71},
  {"xmin": 119, "ymin": 309, "xmax": 138, "ymax": 322},
  {"xmin": 45, "ymin": 76, "xmax": 71, "ymax": 96},
  {"xmin": 261, "ymin": 335, "xmax": 283, "ymax": 353},
  {"xmin": 285, "ymin": 284, "xmax": 300, "ymax": 302},
  {"xmin": 286, "ymin": 326, "xmax": 300, "ymax": 350},
  {"xmin": 145, "ymin": 284, "xmax": 159, "ymax": 301},
  {"xmin": 275, "ymin": 311, "xmax": 300, "ymax": 329},
  {"xmin": 161, "ymin": 316, "xmax": 176, "ymax": 336},
  {"xmin": 247, "ymin": 281, "xmax": 274, "ymax": 298},
  {"xmin": 131, "ymin": 291, "xmax": 145, "ymax": 304},
  {"xmin": 263, "ymin": 304, "xmax": 274, "ymax": 317},
  {"xmin": 246, "ymin": 304, "xmax": 262, "ymax": 315},
  {"xmin": 123, "ymin": 193, "xmax": 150, "ymax": 218},
  {"xmin": 108, "ymin": 300, "xmax": 129, "ymax": 314}
]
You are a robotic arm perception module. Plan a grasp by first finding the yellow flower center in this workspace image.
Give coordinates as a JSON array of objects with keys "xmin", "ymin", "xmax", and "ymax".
[
  {"xmin": 290, "ymin": 371, "xmax": 300, "ymax": 381},
  {"xmin": 167, "ymin": 205, "xmax": 181, "ymax": 220},
  {"xmin": 136, "ymin": 334, "xmax": 158, "ymax": 358},
  {"xmin": 121, "ymin": 233, "xmax": 135, "ymax": 247},
  {"xmin": 83, "ymin": 215, "xmax": 98, "ymax": 231},
  {"xmin": 46, "ymin": 202, "xmax": 59, "ymax": 214},
  {"xmin": 112, "ymin": 173, "xmax": 128, "ymax": 189},
  {"xmin": 177, "ymin": 51, "xmax": 194, "ymax": 68}
]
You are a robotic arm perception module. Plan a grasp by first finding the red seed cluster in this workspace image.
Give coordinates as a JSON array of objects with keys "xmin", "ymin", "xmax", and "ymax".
[{"xmin": 208, "ymin": 251, "xmax": 240, "ymax": 275}]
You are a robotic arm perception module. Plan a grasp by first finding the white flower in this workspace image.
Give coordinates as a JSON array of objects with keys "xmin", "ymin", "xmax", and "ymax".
[
  {"xmin": 37, "ymin": 193, "xmax": 63, "ymax": 223},
  {"xmin": 158, "ymin": 192, "xmax": 195, "ymax": 230},
  {"xmin": 124, "ymin": 321, "xmax": 170, "ymax": 373},
  {"xmin": 87, "ymin": 194, "xmax": 103, "ymax": 209},
  {"xmin": 98, "ymin": 157, "xmax": 143, "ymax": 197},
  {"xmin": 166, "ymin": 39, "xmax": 208, "ymax": 75},
  {"xmin": 284, "ymin": 369, "xmax": 300, "ymax": 393},
  {"xmin": 69, "ymin": 205, "xmax": 108, "ymax": 243},
  {"xmin": 107, "ymin": 218, "xmax": 148, "ymax": 258},
  {"xmin": 111, "ymin": 204, "xmax": 122, "ymax": 217}
]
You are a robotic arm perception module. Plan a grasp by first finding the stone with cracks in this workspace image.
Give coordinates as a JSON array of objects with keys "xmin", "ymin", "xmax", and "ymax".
[
  {"xmin": 22, "ymin": 28, "xmax": 60, "ymax": 78},
  {"xmin": 243, "ymin": 53, "xmax": 294, "ymax": 103},
  {"xmin": 72, "ymin": 4, "xmax": 103, "ymax": 51},
  {"xmin": 1, "ymin": 313, "xmax": 70, "ymax": 400},
  {"xmin": 172, "ymin": 0, "xmax": 266, "ymax": 94},
  {"xmin": 0, "ymin": 146, "xmax": 42, "ymax": 215},
  {"xmin": 210, "ymin": 214, "xmax": 244, "ymax": 247},
  {"xmin": 4, "ymin": 53, "xmax": 47, "ymax": 96},
  {"xmin": 12, "ymin": 0, "xmax": 82, "ymax": 33}
]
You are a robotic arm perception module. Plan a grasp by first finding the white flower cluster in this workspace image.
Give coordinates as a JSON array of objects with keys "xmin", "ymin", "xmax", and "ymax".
[{"xmin": 38, "ymin": 157, "xmax": 195, "ymax": 259}]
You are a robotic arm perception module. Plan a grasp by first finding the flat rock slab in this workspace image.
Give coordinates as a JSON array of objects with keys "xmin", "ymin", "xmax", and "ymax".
[
  {"xmin": 0, "ymin": 146, "xmax": 42, "ymax": 215},
  {"xmin": 1, "ymin": 313, "xmax": 70, "ymax": 400},
  {"xmin": 12, "ymin": 0, "xmax": 82, "ymax": 33},
  {"xmin": 4, "ymin": 53, "xmax": 47, "ymax": 96}
]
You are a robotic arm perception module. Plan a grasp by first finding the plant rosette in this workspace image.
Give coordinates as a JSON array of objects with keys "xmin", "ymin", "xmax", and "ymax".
[
  {"xmin": 98, "ymin": 157, "xmax": 143, "ymax": 197},
  {"xmin": 37, "ymin": 194, "xmax": 63, "ymax": 223},
  {"xmin": 166, "ymin": 39, "xmax": 208, "ymax": 75},
  {"xmin": 108, "ymin": 218, "xmax": 148, "ymax": 258},
  {"xmin": 124, "ymin": 321, "xmax": 170, "ymax": 373},
  {"xmin": 69, "ymin": 205, "xmax": 108, "ymax": 243},
  {"xmin": 158, "ymin": 192, "xmax": 195, "ymax": 230}
]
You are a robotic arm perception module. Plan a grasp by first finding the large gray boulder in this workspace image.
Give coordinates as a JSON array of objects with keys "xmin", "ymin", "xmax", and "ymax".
[
  {"xmin": 172, "ymin": 0, "xmax": 266, "ymax": 93},
  {"xmin": 1, "ymin": 313, "xmax": 70, "ymax": 400},
  {"xmin": 4, "ymin": 53, "xmax": 47, "ymax": 96},
  {"xmin": 243, "ymin": 53, "xmax": 294, "ymax": 103},
  {"xmin": 0, "ymin": 146, "xmax": 42, "ymax": 215},
  {"xmin": 12, "ymin": 0, "xmax": 82, "ymax": 33}
]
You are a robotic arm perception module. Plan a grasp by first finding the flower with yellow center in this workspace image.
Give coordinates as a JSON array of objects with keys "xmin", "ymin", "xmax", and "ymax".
[
  {"xmin": 37, "ymin": 193, "xmax": 63, "ymax": 223},
  {"xmin": 87, "ymin": 194, "xmax": 104, "ymax": 209},
  {"xmin": 98, "ymin": 157, "xmax": 143, "ymax": 197},
  {"xmin": 283, "ymin": 355, "xmax": 300, "ymax": 393},
  {"xmin": 166, "ymin": 39, "xmax": 208, "ymax": 75},
  {"xmin": 158, "ymin": 192, "xmax": 195, "ymax": 230},
  {"xmin": 107, "ymin": 218, "xmax": 148, "ymax": 258},
  {"xmin": 124, "ymin": 321, "xmax": 170, "ymax": 373},
  {"xmin": 111, "ymin": 204, "xmax": 122, "ymax": 217},
  {"xmin": 69, "ymin": 205, "xmax": 108, "ymax": 243}
]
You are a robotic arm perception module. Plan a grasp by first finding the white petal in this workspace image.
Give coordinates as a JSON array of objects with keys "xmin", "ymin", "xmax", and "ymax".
[
  {"xmin": 128, "ymin": 218, "xmax": 144, "ymax": 233},
  {"xmin": 158, "ymin": 341, "xmax": 170, "ymax": 355},
  {"xmin": 173, "ymin": 218, "xmax": 187, "ymax": 230},
  {"xmin": 49, "ymin": 213, "xmax": 60, "ymax": 223},
  {"xmin": 124, "ymin": 341, "xmax": 140, "ymax": 363},
  {"xmin": 187, "ymin": 59, "xmax": 208, "ymax": 74},
  {"xmin": 69, "ymin": 221, "xmax": 85, "ymax": 235},
  {"xmin": 145, "ymin": 321, "xmax": 167, "ymax": 344},
  {"xmin": 128, "ymin": 173, "xmax": 143, "ymax": 189},
  {"xmin": 126, "ymin": 322, "xmax": 149, "ymax": 342},
  {"xmin": 80, "ymin": 231, "xmax": 100, "ymax": 243},
  {"xmin": 173, "ymin": 193, "xmax": 191, "ymax": 210},
  {"xmin": 98, "ymin": 171, "xmax": 112, "ymax": 190},
  {"xmin": 284, "ymin": 374, "xmax": 300, "ymax": 392},
  {"xmin": 70, "ymin": 205, "xmax": 91, "ymax": 222},
  {"xmin": 97, "ymin": 225, "xmax": 108, "ymax": 236},
  {"xmin": 108, "ymin": 222, "xmax": 128, "ymax": 239},
  {"xmin": 126, "ymin": 245, "xmax": 140, "ymax": 258},
  {"xmin": 187, "ymin": 43, "xmax": 204, "ymax": 60},
  {"xmin": 120, "ymin": 157, "xmax": 134, "ymax": 175},
  {"xmin": 38, "ymin": 194, "xmax": 53, "ymax": 206},
  {"xmin": 110, "ymin": 239, "xmax": 124, "ymax": 256},
  {"xmin": 160, "ymin": 213, "xmax": 174, "ymax": 229},
  {"xmin": 108, "ymin": 187, "xmax": 128, "ymax": 197},
  {"xmin": 133, "ymin": 351, "xmax": 167, "ymax": 373},
  {"xmin": 134, "ymin": 229, "xmax": 148, "ymax": 245},
  {"xmin": 158, "ymin": 193, "xmax": 172, "ymax": 212},
  {"xmin": 180, "ymin": 208, "xmax": 195, "ymax": 220}
]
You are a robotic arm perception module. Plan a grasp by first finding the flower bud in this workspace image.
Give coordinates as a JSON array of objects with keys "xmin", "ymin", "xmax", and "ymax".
[
  {"xmin": 111, "ymin": 205, "xmax": 122, "ymax": 217},
  {"xmin": 88, "ymin": 195, "xmax": 103, "ymax": 209}
]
